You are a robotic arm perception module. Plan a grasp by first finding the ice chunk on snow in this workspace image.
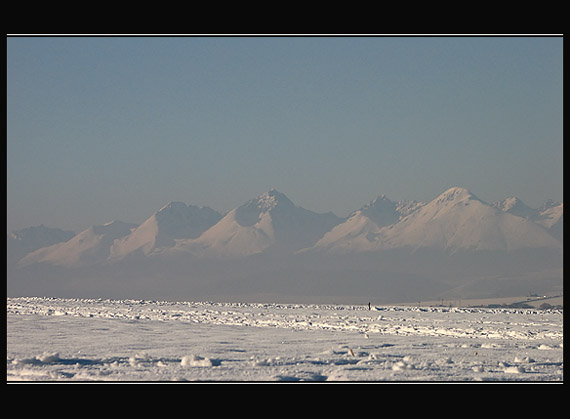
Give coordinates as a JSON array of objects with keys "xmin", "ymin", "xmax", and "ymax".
[
  {"xmin": 181, "ymin": 355, "xmax": 213, "ymax": 367},
  {"xmin": 504, "ymin": 365, "xmax": 526, "ymax": 374},
  {"xmin": 15, "ymin": 352, "xmax": 61, "ymax": 364},
  {"xmin": 392, "ymin": 360, "xmax": 415, "ymax": 371},
  {"xmin": 37, "ymin": 352, "xmax": 61, "ymax": 363}
]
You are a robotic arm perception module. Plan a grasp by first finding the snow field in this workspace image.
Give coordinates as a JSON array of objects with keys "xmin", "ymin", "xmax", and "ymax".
[{"xmin": 7, "ymin": 297, "xmax": 563, "ymax": 382}]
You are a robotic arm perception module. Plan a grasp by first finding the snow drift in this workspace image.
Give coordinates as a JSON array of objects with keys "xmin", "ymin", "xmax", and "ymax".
[{"xmin": 6, "ymin": 296, "xmax": 564, "ymax": 381}]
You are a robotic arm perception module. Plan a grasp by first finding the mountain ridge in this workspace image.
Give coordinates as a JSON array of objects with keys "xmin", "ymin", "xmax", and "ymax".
[
  {"xmin": 11, "ymin": 187, "xmax": 562, "ymax": 268},
  {"xmin": 17, "ymin": 221, "xmax": 137, "ymax": 268},
  {"xmin": 109, "ymin": 202, "xmax": 222, "ymax": 259},
  {"xmin": 169, "ymin": 189, "xmax": 343, "ymax": 259},
  {"xmin": 310, "ymin": 187, "xmax": 561, "ymax": 255},
  {"xmin": 8, "ymin": 186, "xmax": 562, "ymax": 303}
]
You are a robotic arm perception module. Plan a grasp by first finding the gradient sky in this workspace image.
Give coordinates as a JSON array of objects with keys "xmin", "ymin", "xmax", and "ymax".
[{"xmin": 7, "ymin": 35, "xmax": 563, "ymax": 233}]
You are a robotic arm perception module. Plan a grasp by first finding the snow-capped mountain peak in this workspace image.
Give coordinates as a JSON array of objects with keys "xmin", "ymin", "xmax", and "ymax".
[
  {"xmin": 493, "ymin": 197, "xmax": 538, "ymax": 220},
  {"xmin": 360, "ymin": 195, "xmax": 394, "ymax": 213},
  {"xmin": 433, "ymin": 186, "xmax": 482, "ymax": 205},
  {"xmin": 311, "ymin": 186, "xmax": 561, "ymax": 254},
  {"xmin": 239, "ymin": 189, "xmax": 294, "ymax": 214},
  {"xmin": 491, "ymin": 197, "xmax": 562, "ymax": 240},
  {"xmin": 256, "ymin": 189, "xmax": 293, "ymax": 212},
  {"xmin": 172, "ymin": 190, "xmax": 342, "ymax": 258},
  {"xmin": 375, "ymin": 187, "xmax": 559, "ymax": 251},
  {"xmin": 233, "ymin": 189, "xmax": 296, "ymax": 228},
  {"xmin": 7, "ymin": 225, "xmax": 76, "ymax": 266},
  {"xmin": 109, "ymin": 201, "xmax": 222, "ymax": 258},
  {"xmin": 535, "ymin": 201, "xmax": 563, "ymax": 240},
  {"xmin": 18, "ymin": 220, "xmax": 137, "ymax": 267},
  {"xmin": 496, "ymin": 196, "xmax": 523, "ymax": 212},
  {"xmin": 356, "ymin": 195, "xmax": 399, "ymax": 227},
  {"xmin": 538, "ymin": 199, "xmax": 561, "ymax": 212},
  {"xmin": 154, "ymin": 201, "xmax": 221, "ymax": 231},
  {"xmin": 311, "ymin": 193, "xmax": 424, "ymax": 253}
]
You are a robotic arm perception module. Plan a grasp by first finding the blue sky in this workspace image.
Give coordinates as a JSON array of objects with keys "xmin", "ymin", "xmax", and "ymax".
[{"xmin": 7, "ymin": 36, "xmax": 563, "ymax": 232}]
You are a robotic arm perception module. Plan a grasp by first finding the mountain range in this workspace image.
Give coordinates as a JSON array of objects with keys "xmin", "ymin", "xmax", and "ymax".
[
  {"xmin": 12, "ymin": 187, "xmax": 562, "ymax": 267},
  {"xmin": 8, "ymin": 187, "xmax": 563, "ymax": 303},
  {"xmin": 313, "ymin": 187, "xmax": 561, "ymax": 254}
]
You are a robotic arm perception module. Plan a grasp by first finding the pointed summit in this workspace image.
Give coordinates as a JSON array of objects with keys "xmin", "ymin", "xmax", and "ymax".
[
  {"xmin": 247, "ymin": 189, "xmax": 294, "ymax": 211},
  {"xmin": 311, "ymin": 192, "xmax": 427, "ymax": 253},
  {"xmin": 357, "ymin": 195, "xmax": 399, "ymax": 228},
  {"xmin": 8, "ymin": 225, "xmax": 76, "ymax": 266},
  {"xmin": 360, "ymin": 195, "xmax": 394, "ymax": 212},
  {"xmin": 493, "ymin": 197, "xmax": 538, "ymax": 220},
  {"xmin": 154, "ymin": 201, "xmax": 221, "ymax": 232},
  {"xmin": 19, "ymin": 221, "xmax": 137, "ymax": 267},
  {"xmin": 535, "ymin": 201, "xmax": 563, "ymax": 240},
  {"xmin": 172, "ymin": 190, "xmax": 342, "ymax": 258},
  {"xmin": 234, "ymin": 189, "xmax": 295, "ymax": 227},
  {"xmin": 434, "ymin": 186, "xmax": 482, "ymax": 205},
  {"xmin": 109, "ymin": 202, "xmax": 221, "ymax": 258}
]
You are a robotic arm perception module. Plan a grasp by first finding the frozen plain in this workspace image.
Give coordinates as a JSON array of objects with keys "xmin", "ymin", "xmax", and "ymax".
[{"xmin": 7, "ymin": 297, "xmax": 563, "ymax": 382}]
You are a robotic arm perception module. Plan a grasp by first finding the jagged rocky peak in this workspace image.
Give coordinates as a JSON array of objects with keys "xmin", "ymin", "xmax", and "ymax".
[
  {"xmin": 497, "ymin": 196, "xmax": 523, "ymax": 211},
  {"xmin": 355, "ymin": 195, "xmax": 399, "ymax": 227},
  {"xmin": 361, "ymin": 194, "xmax": 395, "ymax": 211},
  {"xmin": 253, "ymin": 189, "xmax": 295, "ymax": 212},
  {"xmin": 234, "ymin": 189, "xmax": 295, "ymax": 226},
  {"xmin": 493, "ymin": 197, "xmax": 538, "ymax": 219}
]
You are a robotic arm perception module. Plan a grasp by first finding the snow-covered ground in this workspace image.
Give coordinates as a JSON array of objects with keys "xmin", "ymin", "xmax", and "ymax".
[{"xmin": 7, "ymin": 297, "xmax": 563, "ymax": 382}]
